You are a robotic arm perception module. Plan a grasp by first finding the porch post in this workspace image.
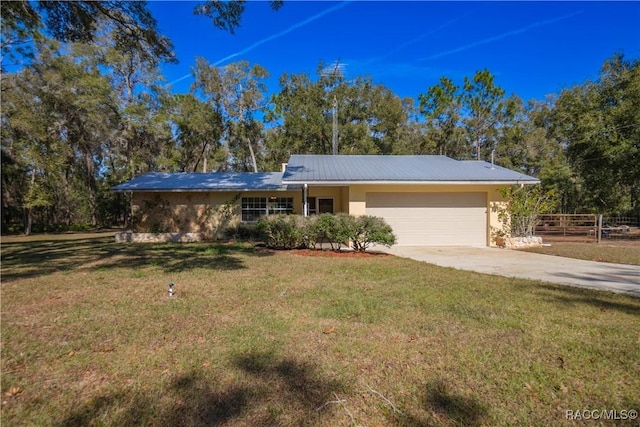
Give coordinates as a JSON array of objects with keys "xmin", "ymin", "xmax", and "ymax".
[{"xmin": 303, "ymin": 183, "xmax": 308, "ymax": 217}]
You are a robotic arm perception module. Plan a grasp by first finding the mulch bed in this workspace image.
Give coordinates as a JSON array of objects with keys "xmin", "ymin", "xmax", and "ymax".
[{"xmin": 287, "ymin": 249, "xmax": 391, "ymax": 258}]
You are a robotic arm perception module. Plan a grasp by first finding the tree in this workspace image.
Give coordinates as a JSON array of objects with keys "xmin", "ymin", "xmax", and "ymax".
[
  {"xmin": 266, "ymin": 64, "xmax": 410, "ymax": 165},
  {"xmin": 192, "ymin": 59, "xmax": 270, "ymax": 172},
  {"xmin": 1, "ymin": 69, "xmax": 60, "ymax": 234},
  {"xmin": 492, "ymin": 98, "xmax": 578, "ymax": 214},
  {"xmin": 1, "ymin": 40, "xmax": 120, "ymax": 232},
  {"xmin": 266, "ymin": 71, "xmax": 331, "ymax": 158},
  {"xmin": 1, "ymin": 1, "xmax": 175, "ymax": 71},
  {"xmin": 551, "ymin": 54, "xmax": 640, "ymax": 215},
  {"xmin": 496, "ymin": 185, "xmax": 554, "ymax": 238},
  {"xmin": 169, "ymin": 94, "xmax": 224, "ymax": 172},
  {"xmin": 418, "ymin": 77, "xmax": 466, "ymax": 157},
  {"xmin": 194, "ymin": 0, "xmax": 283, "ymax": 34},
  {"xmin": 0, "ymin": 1, "xmax": 41, "ymax": 70},
  {"xmin": 70, "ymin": 24, "xmax": 176, "ymax": 227},
  {"xmin": 461, "ymin": 69, "xmax": 514, "ymax": 160},
  {"xmin": 74, "ymin": 28, "xmax": 174, "ymax": 177}
]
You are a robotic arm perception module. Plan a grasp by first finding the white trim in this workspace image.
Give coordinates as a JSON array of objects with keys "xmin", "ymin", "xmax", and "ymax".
[
  {"xmin": 113, "ymin": 187, "xmax": 298, "ymax": 193},
  {"xmin": 282, "ymin": 180, "xmax": 539, "ymax": 186}
]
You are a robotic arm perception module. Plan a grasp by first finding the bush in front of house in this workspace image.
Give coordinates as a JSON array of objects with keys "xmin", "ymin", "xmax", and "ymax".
[
  {"xmin": 223, "ymin": 223, "xmax": 260, "ymax": 241},
  {"xmin": 303, "ymin": 213, "xmax": 351, "ymax": 250},
  {"xmin": 256, "ymin": 215, "xmax": 305, "ymax": 249},
  {"xmin": 257, "ymin": 214, "xmax": 396, "ymax": 252},
  {"xmin": 346, "ymin": 214, "xmax": 397, "ymax": 252}
]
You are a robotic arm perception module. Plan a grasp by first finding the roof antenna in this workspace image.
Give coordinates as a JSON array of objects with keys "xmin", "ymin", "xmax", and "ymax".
[
  {"xmin": 332, "ymin": 96, "xmax": 338, "ymax": 155},
  {"xmin": 320, "ymin": 59, "xmax": 346, "ymax": 155}
]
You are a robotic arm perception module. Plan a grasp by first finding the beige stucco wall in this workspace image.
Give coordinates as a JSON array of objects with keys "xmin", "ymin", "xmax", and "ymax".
[
  {"xmin": 307, "ymin": 186, "xmax": 345, "ymax": 213},
  {"xmin": 488, "ymin": 188, "xmax": 509, "ymax": 246},
  {"xmin": 130, "ymin": 184, "xmax": 510, "ymax": 245},
  {"xmin": 132, "ymin": 190, "xmax": 300, "ymax": 239}
]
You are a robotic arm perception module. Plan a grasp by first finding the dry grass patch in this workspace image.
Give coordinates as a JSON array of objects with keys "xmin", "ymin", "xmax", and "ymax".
[
  {"xmin": 521, "ymin": 240, "xmax": 640, "ymax": 265},
  {"xmin": 2, "ymin": 236, "xmax": 639, "ymax": 426}
]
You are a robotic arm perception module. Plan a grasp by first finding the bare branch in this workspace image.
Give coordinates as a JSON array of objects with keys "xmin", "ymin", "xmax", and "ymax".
[
  {"xmin": 362, "ymin": 383, "xmax": 403, "ymax": 414},
  {"xmin": 315, "ymin": 392, "xmax": 356, "ymax": 425}
]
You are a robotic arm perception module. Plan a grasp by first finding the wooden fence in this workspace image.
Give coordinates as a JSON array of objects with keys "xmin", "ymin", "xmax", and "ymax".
[
  {"xmin": 535, "ymin": 214, "xmax": 598, "ymax": 238},
  {"xmin": 535, "ymin": 214, "xmax": 639, "ymax": 242}
]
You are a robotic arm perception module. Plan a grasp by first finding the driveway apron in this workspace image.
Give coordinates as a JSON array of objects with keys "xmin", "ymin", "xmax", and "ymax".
[{"xmin": 381, "ymin": 246, "xmax": 640, "ymax": 297}]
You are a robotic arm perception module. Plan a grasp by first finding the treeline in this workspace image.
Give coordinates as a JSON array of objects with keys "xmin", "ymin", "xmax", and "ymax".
[{"xmin": 1, "ymin": 2, "xmax": 638, "ymax": 234}]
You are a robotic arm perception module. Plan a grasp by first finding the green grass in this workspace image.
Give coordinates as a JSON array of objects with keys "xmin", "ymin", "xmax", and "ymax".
[
  {"xmin": 1, "ymin": 235, "xmax": 639, "ymax": 426},
  {"xmin": 521, "ymin": 241, "xmax": 640, "ymax": 265}
]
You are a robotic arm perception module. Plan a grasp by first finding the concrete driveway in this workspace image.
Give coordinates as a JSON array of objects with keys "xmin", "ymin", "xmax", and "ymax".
[{"xmin": 381, "ymin": 246, "xmax": 640, "ymax": 297}]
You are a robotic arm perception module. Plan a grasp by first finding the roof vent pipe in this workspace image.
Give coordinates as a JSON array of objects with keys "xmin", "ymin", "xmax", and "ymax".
[
  {"xmin": 490, "ymin": 149, "xmax": 496, "ymax": 170},
  {"xmin": 281, "ymin": 163, "xmax": 288, "ymax": 173}
]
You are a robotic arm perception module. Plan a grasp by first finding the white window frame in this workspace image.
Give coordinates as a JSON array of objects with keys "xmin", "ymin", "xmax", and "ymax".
[{"xmin": 241, "ymin": 196, "xmax": 294, "ymax": 222}]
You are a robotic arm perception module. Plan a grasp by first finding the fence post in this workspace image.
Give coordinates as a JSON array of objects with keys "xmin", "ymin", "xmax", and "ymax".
[{"xmin": 597, "ymin": 214, "xmax": 603, "ymax": 243}]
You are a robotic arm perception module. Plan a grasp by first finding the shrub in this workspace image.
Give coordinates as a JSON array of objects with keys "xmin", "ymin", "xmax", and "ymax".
[
  {"xmin": 223, "ymin": 223, "xmax": 260, "ymax": 241},
  {"xmin": 346, "ymin": 215, "xmax": 396, "ymax": 252},
  {"xmin": 303, "ymin": 213, "xmax": 350, "ymax": 250},
  {"xmin": 256, "ymin": 215, "xmax": 304, "ymax": 249},
  {"xmin": 496, "ymin": 185, "xmax": 554, "ymax": 237},
  {"xmin": 256, "ymin": 214, "xmax": 396, "ymax": 252}
]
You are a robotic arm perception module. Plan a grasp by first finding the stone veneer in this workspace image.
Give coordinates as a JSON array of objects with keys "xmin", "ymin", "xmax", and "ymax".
[
  {"xmin": 115, "ymin": 232, "xmax": 205, "ymax": 243},
  {"xmin": 495, "ymin": 235, "xmax": 544, "ymax": 249}
]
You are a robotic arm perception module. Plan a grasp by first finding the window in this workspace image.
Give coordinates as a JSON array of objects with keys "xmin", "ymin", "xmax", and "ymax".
[
  {"xmin": 241, "ymin": 197, "xmax": 293, "ymax": 222},
  {"xmin": 305, "ymin": 197, "xmax": 334, "ymax": 215},
  {"xmin": 242, "ymin": 197, "xmax": 266, "ymax": 222},
  {"xmin": 307, "ymin": 197, "xmax": 317, "ymax": 215},
  {"xmin": 318, "ymin": 198, "xmax": 334, "ymax": 214},
  {"xmin": 268, "ymin": 197, "xmax": 294, "ymax": 215}
]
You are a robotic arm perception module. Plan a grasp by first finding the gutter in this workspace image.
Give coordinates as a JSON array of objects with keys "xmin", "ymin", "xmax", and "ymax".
[
  {"xmin": 110, "ymin": 186, "xmax": 302, "ymax": 193},
  {"xmin": 280, "ymin": 180, "xmax": 541, "ymax": 186}
]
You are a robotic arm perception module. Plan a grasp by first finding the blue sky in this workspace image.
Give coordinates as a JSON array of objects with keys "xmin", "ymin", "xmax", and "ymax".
[{"xmin": 149, "ymin": 1, "xmax": 640, "ymax": 102}]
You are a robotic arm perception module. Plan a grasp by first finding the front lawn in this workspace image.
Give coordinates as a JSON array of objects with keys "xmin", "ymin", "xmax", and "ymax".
[{"xmin": 1, "ymin": 236, "xmax": 639, "ymax": 426}]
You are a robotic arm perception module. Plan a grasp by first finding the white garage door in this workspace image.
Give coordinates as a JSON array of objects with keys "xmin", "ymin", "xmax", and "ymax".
[{"xmin": 366, "ymin": 192, "xmax": 487, "ymax": 246}]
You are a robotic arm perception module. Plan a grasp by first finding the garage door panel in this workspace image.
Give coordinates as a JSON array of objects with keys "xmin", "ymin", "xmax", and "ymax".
[{"xmin": 366, "ymin": 192, "xmax": 487, "ymax": 246}]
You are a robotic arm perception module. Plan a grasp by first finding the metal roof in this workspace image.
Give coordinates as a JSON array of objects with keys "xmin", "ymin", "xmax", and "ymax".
[
  {"xmin": 111, "ymin": 172, "xmax": 299, "ymax": 192},
  {"xmin": 282, "ymin": 155, "xmax": 540, "ymax": 184},
  {"xmin": 112, "ymin": 156, "xmax": 540, "ymax": 192}
]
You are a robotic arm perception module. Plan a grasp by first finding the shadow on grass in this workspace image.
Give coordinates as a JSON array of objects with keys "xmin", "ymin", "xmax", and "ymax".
[
  {"xmin": 400, "ymin": 380, "xmax": 488, "ymax": 427},
  {"xmin": 535, "ymin": 283, "xmax": 640, "ymax": 317},
  {"xmin": 424, "ymin": 380, "xmax": 488, "ymax": 426},
  {"xmin": 58, "ymin": 351, "xmax": 346, "ymax": 426},
  {"xmin": 59, "ymin": 381, "xmax": 253, "ymax": 427},
  {"xmin": 233, "ymin": 350, "xmax": 348, "ymax": 412},
  {"xmin": 1, "ymin": 236, "xmax": 272, "ymax": 282}
]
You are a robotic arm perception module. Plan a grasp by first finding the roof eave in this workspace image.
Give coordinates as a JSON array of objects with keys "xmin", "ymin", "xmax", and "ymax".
[
  {"xmin": 281, "ymin": 180, "xmax": 540, "ymax": 185},
  {"xmin": 111, "ymin": 186, "xmax": 301, "ymax": 193}
]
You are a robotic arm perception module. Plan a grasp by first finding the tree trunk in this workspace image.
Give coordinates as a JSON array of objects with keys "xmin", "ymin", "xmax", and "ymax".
[
  {"xmin": 84, "ymin": 152, "xmax": 97, "ymax": 227},
  {"xmin": 247, "ymin": 136, "xmax": 258, "ymax": 172},
  {"xmin": 203, "ymin": 151, "xmax": 208, "ymax": 173},
  {"xmin": 24, "ymin": 208, "xmax": 32, "ymax": 236}
]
